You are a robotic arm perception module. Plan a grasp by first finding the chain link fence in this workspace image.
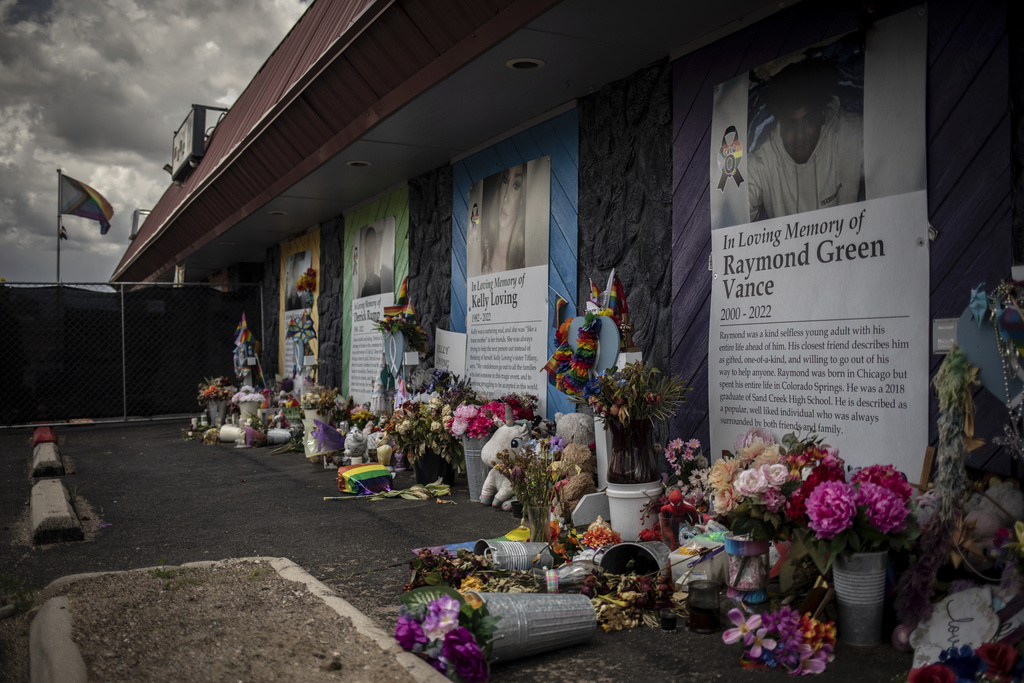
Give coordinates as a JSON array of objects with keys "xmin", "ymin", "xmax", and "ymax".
[{"xmin": 0, "ymin": 282, "xmax": 264, "ymax": 428}]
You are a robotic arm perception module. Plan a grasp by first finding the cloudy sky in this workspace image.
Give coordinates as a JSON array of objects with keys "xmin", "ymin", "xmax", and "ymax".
[{"xmin": 0, "ymin": 0, "xmax": 308, "ymax": 282}]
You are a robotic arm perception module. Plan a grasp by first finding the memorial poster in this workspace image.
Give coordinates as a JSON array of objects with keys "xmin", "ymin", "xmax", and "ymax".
[
  {"xmin": 465, "ymin": 156, "xmax": 551, "ymax": 416},
  {"xmin": 348, "ymin": 216, "xmax": 396, "ymax": 404},
  {"xmin": 708, "ymin": 7, "xmax": 929, "ymax": 475}
]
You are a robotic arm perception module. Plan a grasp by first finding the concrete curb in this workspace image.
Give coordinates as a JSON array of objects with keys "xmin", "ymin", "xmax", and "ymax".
[
  {"xmin": 32, "ymin": 443, "xmax": 64, "ymax": 478},
  {"xmin": 32, "ymin": 557, "xmax": 444, "ymax": 683},
  {"xmin": 29, "ymin": 597, "xmax": 87, "ymax": 683},
  {"xmin": 30, "ymin": 479, "xmax": 83, "ymax": 544}
]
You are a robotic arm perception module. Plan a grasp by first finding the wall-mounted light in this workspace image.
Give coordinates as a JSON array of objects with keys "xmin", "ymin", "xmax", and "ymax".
[{"xmin": 505, "ymin": 57, "xmax": 545, "ymax": 71}]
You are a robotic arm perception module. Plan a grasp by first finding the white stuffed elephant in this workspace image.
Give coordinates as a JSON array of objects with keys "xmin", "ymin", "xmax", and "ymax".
[{"xmin": 479, "ymin": 420, "xmax": 531, "ymax": 510}]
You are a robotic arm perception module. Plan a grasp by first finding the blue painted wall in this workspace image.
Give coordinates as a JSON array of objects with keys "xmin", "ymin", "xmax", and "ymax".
[{"xmin": 451, "ymin": 109, "xmax": 579, "ymax": 418}]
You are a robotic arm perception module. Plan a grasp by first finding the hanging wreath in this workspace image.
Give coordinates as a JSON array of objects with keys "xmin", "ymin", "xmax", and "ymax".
[{"xmin": 553, "ymin": 313, "xmax": 601, "ymax": 397}]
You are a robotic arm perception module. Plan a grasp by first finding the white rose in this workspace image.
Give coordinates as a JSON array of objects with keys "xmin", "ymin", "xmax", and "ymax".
[
  {"xmin": 761, "ymin": 463, "xmax": 790, "ymax": 488},
  {"xmin": 734, "ymin": 468, "xmax": 768, "ymax": 497}
]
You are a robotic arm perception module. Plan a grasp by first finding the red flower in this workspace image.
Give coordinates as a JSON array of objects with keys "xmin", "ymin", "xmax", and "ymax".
[
  {"xmin": 977, "ymin": 642, "xmax": 1019, "ymax": 676},
  {"xmin": 784, "ymin": 463, "xmax": 846, "ymax": 524},
  {"xmin": 907, "ymin": 664, "xmax": 955, "ymax": 683}
]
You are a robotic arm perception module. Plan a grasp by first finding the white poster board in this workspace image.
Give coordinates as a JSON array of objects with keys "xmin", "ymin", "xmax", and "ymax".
[
  {"xmin": 707, "ymin": 7, "xmax": 929, "ymax": 476},
  {"xmin": 465, "ymin": 156, "xmax": 551, "ymax": 414},
  {"xmin": 348, "ymin": 217, "xmax": 396, "ymax": 404},
  {"xmin": 435, "ymin": 328, "xmax": 468, "ymax": 377}
]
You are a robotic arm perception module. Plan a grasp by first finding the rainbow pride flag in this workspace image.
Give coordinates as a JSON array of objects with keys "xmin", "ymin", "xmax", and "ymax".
[{"xmin": 60, "ymin": 174, "xmax": 114, "ymax": 235}]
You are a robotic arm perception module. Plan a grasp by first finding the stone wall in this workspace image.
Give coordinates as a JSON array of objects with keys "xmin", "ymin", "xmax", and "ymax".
[
  {"xmin": 408, "ymin": 165, "xmax": 454, "ymax": 368},
  {"xmin": 318, "ymin": 216, "xmax": 345, "ymax": 388},
  {"xmin": 578, "ymin": 59, "xmax": 673, "ymax": 373}
]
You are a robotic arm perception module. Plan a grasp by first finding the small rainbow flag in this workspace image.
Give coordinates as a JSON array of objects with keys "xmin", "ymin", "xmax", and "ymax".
[
  {"xmin": 589, "ymin": 279, "xmax": 602, "ymax": 304},
  {"xmin": 60, "ymin": 174, "xmax": 114, "ymax": 235},
  {"xmin": 394, "ymin": 276, "xmax": 409, "ymax": 306},
  {"xmin": 552, "ymin": 296, "xmax": 569, "ymax": 329}
]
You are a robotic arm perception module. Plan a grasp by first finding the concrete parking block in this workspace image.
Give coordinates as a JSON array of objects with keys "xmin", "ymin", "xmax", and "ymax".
[
  {"xmin": 32, "ymin": 427, "xmax": 57, "ymax": 447},
  {"xmin": 29, "ymin": 596, "xmax": 87, "ymax": 683},
  {"xmin": 31, "ymin": 480, "xmax": 83, "ymax": 544},
  {"xmin": 32, "ymin": 443, "xmax": 64, "ymax": 478}
]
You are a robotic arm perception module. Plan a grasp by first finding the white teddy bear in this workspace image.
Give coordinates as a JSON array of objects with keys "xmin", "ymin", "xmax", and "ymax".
[{"xmin": 479, "ymin": 419, "xmax": 531, "ymax": 511}]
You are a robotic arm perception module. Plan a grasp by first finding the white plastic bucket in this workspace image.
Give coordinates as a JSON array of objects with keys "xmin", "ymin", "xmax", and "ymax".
[
  {"xmin": 218, "ymin": 425, "xmax": 243, "ymax": 443},
  {"xmin": 605, "ymin": 480, "xmax": 663, "ymax": 542}
]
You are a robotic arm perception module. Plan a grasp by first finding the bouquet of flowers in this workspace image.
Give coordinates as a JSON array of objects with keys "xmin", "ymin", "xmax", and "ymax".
[
  {"xmin": 710, "ymin": 436, "xmax": 800, "ymax": 541},
  {"xmin": 395, "ymin": 586, "xmax": 499, "ymax": 682},
  {"xmin": 385, "ymin": 398, "xmax": 462, "ymax": 468},
  {"xmin": 197, "ymin": 377, "xmax": 235, "ymax": 406},
  {"xmin": 231, "ymin": 386, "xmax": 264, "ymax": 404},
  {"xmin": 722, "ymin": 605, "xmax": 836, "ymax": 675},
  {"xmin": 493, "ymin": 440, "xmax": 558, "ymax": 510},
  {"xmin": 447, "ymin": 404, "xmax": 501, "ymax": 439},
  {"xmin": 295, "ymin": 267, "xmax": 316, "ymax": 294},
  {"xmin": 578, "ymin": 361, "xmax": 688, "ymax": 429},
  {"xmin": 300, "ymin": 385, "xmax": 339, "ymax": 415},
  {"xmin": 786, "ymin": 456, "xmax": 919, "ymax": 572}
]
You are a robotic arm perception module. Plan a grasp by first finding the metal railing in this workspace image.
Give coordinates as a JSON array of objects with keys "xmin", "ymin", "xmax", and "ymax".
[{"xmin": 0, "ymin": 282, "xmax": 264, "ymax": 428}]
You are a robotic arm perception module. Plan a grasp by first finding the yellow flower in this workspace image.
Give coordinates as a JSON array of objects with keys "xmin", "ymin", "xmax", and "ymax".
[{"xmin": 459, "ymin": 576, "xmax": 484, "ymax": 594}]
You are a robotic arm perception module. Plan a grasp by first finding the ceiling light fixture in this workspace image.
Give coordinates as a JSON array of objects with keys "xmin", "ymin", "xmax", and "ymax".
[
  {"xmin": 505, "ymin": 57, "xmax": 545, "ymax": 71},
  {"xmin": 346, "ymin": 159, "xmax": 372, "ymax": 167},
  {"xmin": 268, "ymin": 210, "xmax": 287, "ymax": 216}
]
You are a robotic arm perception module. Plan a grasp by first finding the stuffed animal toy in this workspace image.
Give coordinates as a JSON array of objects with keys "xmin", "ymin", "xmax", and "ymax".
[
  {"xmin": 552, "ymin": 443, "xmax": 596, "ymax": 521},
  {"xmin": 479, "ymin": 418, "xmax": 531, "ymax": 511},
  {"xmin": 343, "ymin": 428, "xmax": 368, "ymax": 465},
  {"xmin": 555, "ymin": 411, "xmax": 595, "ymax": 446}
]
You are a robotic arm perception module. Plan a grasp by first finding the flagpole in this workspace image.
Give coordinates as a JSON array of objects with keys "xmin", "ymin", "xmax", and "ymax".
[{"xmin": 56, "ymin": 167, "xmax": 62, "ymax": 282}]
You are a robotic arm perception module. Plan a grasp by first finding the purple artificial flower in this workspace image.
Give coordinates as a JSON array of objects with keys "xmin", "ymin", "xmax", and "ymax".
[
  {"xmin": 761, "ymin": 606, "xmax": 801, "ymax": 636},
  {"xmin": 441, "ymin": 627, "xmax": 489, "ymax": 682},
  {"xmin": 806, "ymin": 481, "xmax": 857, "ymax": 540},
  {"xmin": 422, "ymin": 595, "xmax": 461, "ymax": 640},
  {"xmin": 744, "ymin": 627, "xmax": 777, "ymax": 660},
  {"xmin": 856, "ymin": 481, "xmax": 909, "ymax": 534},
  {"xmin": 395, "ymin": 616, "xmax": 429, "ymax": 650},
  {"xmin": 794, "ymin": 643, "xmax": 834, "ymax": 675},
  {"xmin": 723, "ymin": 608, "xmax": 762, "ymax": 645}
]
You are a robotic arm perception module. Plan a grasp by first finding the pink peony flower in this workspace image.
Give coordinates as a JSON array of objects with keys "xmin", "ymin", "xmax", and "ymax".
[
  {"xmin": 449, "ymin": 418, "xmax": 468, "ymax": 437},
  {"xmin": 856, "ymin": 481, "xmax": 909, "ymax": 534},
  {"xmin": 760, "ymin": 463, "xmax": 790, "ymax": 488},
  {"xmin": 806, "ymin": 480, "xmax": 857, "ymax": 540},
  {"xmin": 454, "ymin": 404, "xmax": 479, "ymax": 420},
  {"xmin": 713, "ymin": 487, "xmax": 738, "ymax": 513},
  {"xmin": 734, "ymin": 427, "xmax": 775, "ymax": 453},
  {"xmin": 734, "ymin": 468, "xmax": 769, "ymax": 497},
  {"xmin": 761, "ymin": 486, "xmax": 786, "ymax": 514}
]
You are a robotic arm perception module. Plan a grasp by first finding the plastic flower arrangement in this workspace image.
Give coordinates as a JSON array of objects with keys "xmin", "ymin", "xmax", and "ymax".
[
  {"xmin": 197, "ymin": 377, "xmax": 235, "ymax": 406},
  {"xmin": 395, "ymin": 586, "xmax": 499, "ymax": 682},
  {"xmin": 710, "ymin": 436, "xmax": 800, "ymax": 541},
  {"xmin": 373, "ymin": 312, "xmax": 430, "ymax": 354},
  {"xmin": 231, "ymin": 386, "xmax": 264, "ymax": 404},
  {"xmin": 722, "ymin": 605, "xmax": 835, "ymax": 675},
  {"xmin": 786, "ymin": 456, "xmax": 919, "ymax": 572},
  {"xmin": 577, "ymin": 361, "xmax": 689, "ymax": 429},
  {"xmin": 908, "ymin": 643, "xmax": 1024, "ymax": 682}
]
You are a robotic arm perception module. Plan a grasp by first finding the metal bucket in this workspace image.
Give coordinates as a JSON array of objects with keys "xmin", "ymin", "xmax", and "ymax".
[
  {"xmin": 833, "ymin": 550, "xmax": 888, "ymax": 646},
  {"xmin": 468, "ymin": 592, "xmax": 596, "ymax": 662},
  {"xmin": 473, "ymin": 540, "xmax": 549, "ymax": 572},
  {"xmin": 599, "ymin": 541, "xmax": 671, "ymax": 575},
  {"xmin": 462, "ymin": 436, "xmax": 489, "ymax": 503},
  {"xmin": 267, "ymin": 428, "xmax": 290, "ymax": 445}
]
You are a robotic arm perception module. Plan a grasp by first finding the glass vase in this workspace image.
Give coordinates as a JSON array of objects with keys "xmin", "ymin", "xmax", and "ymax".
[
  {"xmin": 525, "ymin": 505, "xmax": 551, "ymax": 544},
  {"xmin": 606, "ymin": 418, "xmax": 659, "ymax": 485}
]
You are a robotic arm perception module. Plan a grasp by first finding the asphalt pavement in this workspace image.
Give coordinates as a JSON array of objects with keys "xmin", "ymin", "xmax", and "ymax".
[{"xmin": 0, "ymin": 422, "xmax": 914, "ymax": 681}]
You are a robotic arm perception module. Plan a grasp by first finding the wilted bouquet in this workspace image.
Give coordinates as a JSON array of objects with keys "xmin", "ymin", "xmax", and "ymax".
[
  {"xmin": 197, "ymin": 377, "xmax": 235, "ymax": 406},
  {"xmin": 300, "ymin": 385, "xmax": 338, "ymax": 415},
  {"xmin": 492, "ymin": 440, "xmax": 557, "ymax": 510},
  {"xmin": 395, "ymin": 586, "xmax": 499, "ymax": 682},
  {"xmin": 385, "ymin": 398, "xmax": 462, "ymax": 468},
  {"xmin": 578, "ymin": 361, "xmax": 688, "ymax": 429}
]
